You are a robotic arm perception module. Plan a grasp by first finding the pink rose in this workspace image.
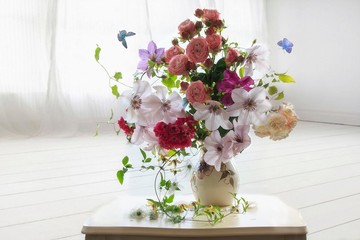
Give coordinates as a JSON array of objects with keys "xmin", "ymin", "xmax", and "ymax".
[
  {"xmin": 186, "ymin": 80, "xmax": 211, "ymax": 104},
  {"xmin": 225, "ymin": 48, "xmax": 239, "ymax": 65},
  {"xmin": 168, "ymin": 54, "xmax": 189, "ymax": 76},
  {"xmin": 206, "ymin": 34, "xmax": 222, "ymax": 52},
  {"xmin": 178, "ymin": 19, "xmax": 196, "ymax": 39},
  {"xmin": 202, "ymin": 9, "xmax": 220, "ymax": 22},
  {"xmin": 186, "ymin": 37, "xmax": 209, "ymax": 63},
  {"xmin": 165, "ymin": 45, "xmax": 185, "ymax": 63}
]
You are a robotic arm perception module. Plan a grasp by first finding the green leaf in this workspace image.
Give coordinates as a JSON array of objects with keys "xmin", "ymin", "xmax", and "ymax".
[
  {"xmin": 268, "ymin": 86, "xmax": 278, "ymax": 95},
  {"xmin": 95, "ymin": 123, "xmax": 100, "ymax": 136},
  {"xmin": 140, "ymin": 148, "xmax": 146, "ymax": 159},
  {"xmin": 275, "ymin": 91, "xmax": 284, "ymax": 100},
  {"xmin": 122, "ymin": 156, "xmax": 129, "ymax": 166},
  {"xmin": 114, "ymin": 72, "xmax": 122, "ymax": 81},
  {"xmin": 125, "ymin": 164, "xmax": 133, "ymax": 168},
  {"xmin": 278, "ymin": 74, "xmax": 295, "ymax": 83},
  {"xmin": 165, "ymin": 194, "xmax": 175, "ymax": 203},
  {"xmin": 161, "ymin": 74, "xmax": 178, "ymax": 91},
  {"xmin": 117, "ymin": 170, "xmax": 124, "ymax": 184},
  {"xmin": 95, "ymin": 45, "xmax": 101, "ymax": 62},
  {"xmin": 144, "ymin": 158, "xmax": 152, "ymax": 163},
  {"xmin": 239, "ymin": 67, "xmax": 245, "ymax": 78},
  {"xmin": 111, "ymin": 85, "xmax": 120, "ymax": 98}
]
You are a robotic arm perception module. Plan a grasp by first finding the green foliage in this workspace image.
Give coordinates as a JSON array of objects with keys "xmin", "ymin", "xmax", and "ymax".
[
  {"xmin": 113, "ymin": 72, "xmax": 122, "ymax": 81},
  {"xmin": 268, "ymin": 86, "xmax": 278, "ymax": 95},
  {"xmin": 111, "ymin": 85, "xmax": 120, "ymax": 98},
  {"xmin": 95, "ymin": 45, "xmax": 101, "ymax": 62},
  {"xmin": 117, "ymin": 156, "xmax": 133, "ymax": 185},
  {"xmin": 162, "ymin": 73, "xmax": 179, "ymax": 91},
  {"xmin": 275, "ymin": 91, "xmax": 284, "ymax": 100},
  {"xmin": 278, "ymin": 74, "xmax": 296, "ymax": 83}
]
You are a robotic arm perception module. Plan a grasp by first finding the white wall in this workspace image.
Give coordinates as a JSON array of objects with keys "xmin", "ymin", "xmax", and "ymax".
[{"xmin": 266, "ymin": 0, "xmax": 360, "ymax": 125}]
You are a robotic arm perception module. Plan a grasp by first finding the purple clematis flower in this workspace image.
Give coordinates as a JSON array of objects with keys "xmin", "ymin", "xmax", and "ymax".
[
  {"xmin": 216, "ymin": 70, "xmax": 254, "ymax": 106},
  {"xmin": 137, "ymin": 41, "xmax": 165, "ymax": 77},
  {"xmin": 217, "ymin": 70, "xmax": 254, "ymax": 93}
]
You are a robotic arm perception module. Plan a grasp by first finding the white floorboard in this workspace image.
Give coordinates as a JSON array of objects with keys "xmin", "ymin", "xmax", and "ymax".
[{"xmin": 0, "ymin": 121, "xmax": 359, "ymax": 240}]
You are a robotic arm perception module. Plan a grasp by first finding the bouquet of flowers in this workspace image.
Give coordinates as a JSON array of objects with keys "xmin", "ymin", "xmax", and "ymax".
[{"xmin": 95, "ymin": 8, "xmax": 297, "ymax": 223}]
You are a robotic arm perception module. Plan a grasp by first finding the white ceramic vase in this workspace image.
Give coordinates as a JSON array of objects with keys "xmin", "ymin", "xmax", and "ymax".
[{"xmin": 190, "ymin": 155, "xmax": 240, "ymax": 206}]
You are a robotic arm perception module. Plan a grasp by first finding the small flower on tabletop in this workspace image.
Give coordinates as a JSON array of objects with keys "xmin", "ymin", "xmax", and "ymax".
[
  {"xmin": 137, "ymin": 41, "xmax": 165, "ymax": 77},
  {"xmin": 130, "ymin": 207, "xmax": 148, "ymax": 220},
  {"xmin": 186, "ymin": 80, "xmax": 211, "ymax": 104},
  {"xmin": 186, "ymin": 37, "xmax": 209, "ymax": 63}
]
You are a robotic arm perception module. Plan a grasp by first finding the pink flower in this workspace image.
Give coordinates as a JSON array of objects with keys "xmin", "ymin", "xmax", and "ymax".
[
  {"xmin": 217, "ymin": 70, "xmax": 254, "ymax": 93},
  {"xmin": 168, "ymin": 54, "xmax": 189, "ymax": 75},
  {"xmin": 225, "ymin": 48, "xmax": 239, "ymax": 66},
  {"xmin": 205, "ymin": 34, "xmax": 222, "ymax": 52},
  {"xmin": 202, "ymin": 9, "xmax": 220, "ymax": 22},
  {"xmin": 186, "ymin": 80, "xmax": 210, "ymax": 104},
  {"xmin": 186, "ymin": 37, "xmax": 209, "ymax": 63},
  {"xmin": 178, "ymin": 19, "xmax": 196, "ymax": 39},
  {"xmin": 165, "ymin": 45, "xmax": 184, "ymax": 64}
]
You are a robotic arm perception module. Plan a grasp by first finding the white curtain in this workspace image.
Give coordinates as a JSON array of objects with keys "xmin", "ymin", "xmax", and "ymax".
[{"xmin": 0, "ymin": 0, "xmax": 267, "ymax": 137}]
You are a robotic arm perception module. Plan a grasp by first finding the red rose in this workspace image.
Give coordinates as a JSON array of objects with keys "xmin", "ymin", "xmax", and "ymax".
[
  {"xmin": 206, "ymin": 34, "xmax": 222, "ymax": 52},
  {"xmin": 225, "ymin": 48, "xmax": 239, "ymax": 66},
  {"xmin": 186, "ymin": 80, "xmax": 210, "ymax": 104},
  {"xmin": 202, "ymin": 9, "xmax": 220, "ymax": 22},
  {"xmin": 186, "ymin": 37, "xmax": 209, "ymax": 63},
  {"xmin": 165, "ymin": 45, "xmax": 185, "ymax": 63},
  {"xmin": 178, "ymin": 19, "xmax": 196, "ymax": 39},
  {"xmin": 168, "ymin": 54, "xmax": 189, "ymax": 75}
]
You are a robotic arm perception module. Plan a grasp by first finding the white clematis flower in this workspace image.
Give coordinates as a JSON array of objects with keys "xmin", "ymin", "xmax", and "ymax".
[
  {"xmin": 227, "ymin": 118, "xmax": 251, "ymax": 155},
  {"xmin": 142, "ymin": 86, "xmax": 185, "ymax": 124},
  {"xmin": 244, "ymin": 45, "xmax": 270, "ymax": 76},
  {"xmin": 227, "ymin": 87, "xmax": 272, "ymax": 125},
  {"xmin": 193, "ymin": 100, "xmax": 232, "ymax": 131},
  {"xmin": 203, "ymin": 130, "xmax": 233, "ymax": 172},
  {"xmin": 119, "ymin": 80, "xmax": 152, "ymax": 126}
]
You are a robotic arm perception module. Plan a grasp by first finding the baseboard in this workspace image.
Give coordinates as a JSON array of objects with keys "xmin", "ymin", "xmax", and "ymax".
[{"xmin": 296, "ymin": 109, "xmax": 360, "ymax": 126}]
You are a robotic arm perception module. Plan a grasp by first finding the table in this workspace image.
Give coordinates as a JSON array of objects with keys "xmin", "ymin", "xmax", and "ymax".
[{"xmin": 82, "ymin": 194, "xmax": 307, "ymax": 240}]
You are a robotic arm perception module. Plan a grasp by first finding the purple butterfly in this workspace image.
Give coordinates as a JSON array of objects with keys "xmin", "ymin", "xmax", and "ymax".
[
  {"xmin": 277, "ymin": 38, "xmax": 293, "ymax": 53},
  {"xmin": 117, "ymin": 30, "xmax": 136, "ymax": 49}
]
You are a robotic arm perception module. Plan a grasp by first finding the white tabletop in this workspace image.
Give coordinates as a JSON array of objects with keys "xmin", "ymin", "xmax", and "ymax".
[{"xmin": 82, "ymin": 194, "xmax": 307, "ymax": 239}]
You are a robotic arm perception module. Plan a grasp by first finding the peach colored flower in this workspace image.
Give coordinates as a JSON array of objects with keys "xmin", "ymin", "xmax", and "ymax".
[
  {"xmin": 168, "ymin": 54, "xmax": 189, "ymax": 76},
  {"xmin": 206, "ymin": 34, "xmax": 222, "ymax": 52},
  {"xmin": 253, "ymin": 104, "xmax": 298, "ymax": 141},
  {"xmin": 186, "ymin": 80, "xmax": 211, "ymax": 104},
  {"xmin": 186, "ymin": 37, "xmax": 209, "ymax": 63},
  {"xmin": 165, "ymin": 45, "xmax": 185, "ymax": 63},
  {"xmin": 202, "ymin": 9, "xmax": 220, "ymax": 22},
  {"xmin": 178, "ymin": 19, "xmax": 196, "ymax": 39},
  {"xmin": 225, "ymin": 48, "xmax": 239, "ymax": 66}
]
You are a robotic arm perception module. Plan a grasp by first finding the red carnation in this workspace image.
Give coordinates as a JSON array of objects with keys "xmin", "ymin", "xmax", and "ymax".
[
  {"xmin": 118, "ymin": 117, "xmax": 134, "ymax": 138},
  {"xmin": 154, "ymin": 116, "xmax": 197, "ymax": 150}
]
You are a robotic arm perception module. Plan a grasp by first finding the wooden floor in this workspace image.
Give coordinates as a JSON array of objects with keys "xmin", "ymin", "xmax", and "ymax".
[{"xmin": 0, "ymin": 121, "xmax": 359, "ymax": 240}]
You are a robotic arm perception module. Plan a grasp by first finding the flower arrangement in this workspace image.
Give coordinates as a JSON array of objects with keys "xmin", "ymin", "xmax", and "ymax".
[{"xmin": 95, "ymin": 8, "xmax": 297, "ymax": 223}]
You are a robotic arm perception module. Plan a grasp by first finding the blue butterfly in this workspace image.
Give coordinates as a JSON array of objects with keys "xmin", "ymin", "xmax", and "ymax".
[
  {"xmin": 117, "ymin": 30, "xmax": 136, "ymax": 49},
  {"xmin": 277, "ymin": 38, "xmax": 293, "ymax": 53}
]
